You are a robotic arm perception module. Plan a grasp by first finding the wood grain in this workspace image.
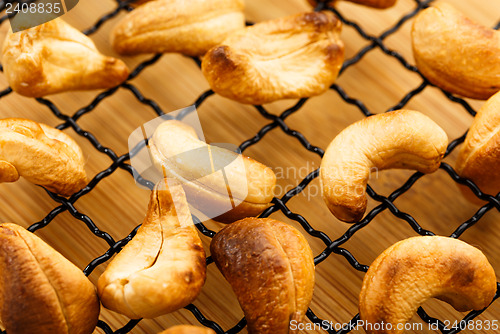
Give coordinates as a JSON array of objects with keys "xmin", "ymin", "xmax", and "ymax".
[{"xmin": 0, "ymin": 0, "xmax": 499, "ymax": 333}]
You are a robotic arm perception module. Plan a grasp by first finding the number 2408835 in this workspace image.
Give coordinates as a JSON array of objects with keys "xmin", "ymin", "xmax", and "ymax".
[
  {"xmin": 441, "ymin": 320, "xmax": 498, "ymax": 331},
  {"xmin": 6, "ymin": 2, "xmax": 62, "ymax": 14}
]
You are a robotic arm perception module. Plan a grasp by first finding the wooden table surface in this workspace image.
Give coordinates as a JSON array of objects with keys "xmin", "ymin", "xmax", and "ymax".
[{"xmin": 0, "ymin": 0, "xmax": 499, "ymax": 333}]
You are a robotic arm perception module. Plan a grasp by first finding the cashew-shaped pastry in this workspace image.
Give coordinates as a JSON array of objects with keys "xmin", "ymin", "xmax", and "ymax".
[
  {"xmin": 111, "ymin": 0, "xmax": 245, "ymax": 56},
  {"xmin": 359, "ymin": 236, "xmax": 497, "ymax": 334},
  {"xmin": 211, "ymin": 218, "xmax": 315, "ymax": 334},
  {"xmin": 202, "ymin": 11, "xmax": 344, "ymax": 105},
  {"xmin": 158, "ymin": 325, "xmax": 216, "ymax": 334},
  {"xmin": 97, "ymin": 179, "xmax": 206, "ymax": 319},
  {"xmin": 2, "ymin": 18, "xmax": 129, "ymax": 97},
  {"xmin": 307, "ymin": 0, "xmax": 396, "ymax": 9},
  {"xmin": 0, "ymin": 223, "xmax": 100, "ymax": 334},
  {"xmin": 320, "ymin": 110, "xmax": 448, "ymax": 223},
  {"xmin": 0, "ymin": 118, "xmax": 87, "ymax": 196},
  {"xmin": 456, "ymin": 90, "xmax": 500, "ymax": 202},
  {"xmin": 149, "ymin": 120, "xmax": 276, "ymax": 223},
  {"xmin": 412, "ymin": 3, "xmax": 500, "ymax": 100}
]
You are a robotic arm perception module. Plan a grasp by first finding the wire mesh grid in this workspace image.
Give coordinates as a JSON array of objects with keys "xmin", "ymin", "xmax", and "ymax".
[{"xmin": 0, "ymin": 0, "xmax": 499, "ymax": 333}]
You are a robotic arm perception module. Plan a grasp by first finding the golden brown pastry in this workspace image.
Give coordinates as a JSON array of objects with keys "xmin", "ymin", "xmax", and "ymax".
[
  {"xmin": 2, "ymin": 18, "xmax": 129, "ymax": 97},
  {"xmin": 158, "ymin": 325, "xmax": 216, "ymax": 334},
  {"xmin": 0, "ymin": 223, "xmax": 100, "ymax": 334},
  {"xmin": 211, "ymin": 218, "xmax": 315, "ymax": 334},
  {"xmin": 359, "ymin": 236, "xmax": 497, "ymax": 334},
  {"xmin": 320, "ymin": 110, "xmax": 448, "ymax": 223},
  {"xmin": 201, "ymin": 11, "xmax": 344, "ymax": 105},
  {"xmin": 0, "ymin": 118, "xmax": 87, "ymax": 196},
  {"xmin": 97, "ymin": 178, "xmax": 206, "ymax": 319},
  {"xmin": 307, "ymin": 0, "xmax": 396, "ymax": 9},
  {"xmin": 456, "ymin": 90, "xmax": 500, "ymax": 202},
  {"xmin": 111, "ymin": 0, "xmax": 245, "ymax": 56},
  {"xmin": 148, "ymin": 120, "xmax": 276, "ymax": 223},
  {"xmin": 412, "ymin": 3, "xmax": 500, "ymax": 100}
]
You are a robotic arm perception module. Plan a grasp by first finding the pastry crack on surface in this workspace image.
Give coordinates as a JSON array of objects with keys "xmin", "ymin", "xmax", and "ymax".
[{"xmin": 97, "ymin": 179, "xmax": 206, "ymax": 319}]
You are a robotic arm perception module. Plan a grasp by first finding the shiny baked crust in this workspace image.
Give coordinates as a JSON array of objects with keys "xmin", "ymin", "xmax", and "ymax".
[
  {"xmin": 210, "ymin": 218, "xmax": 315, "ymax": 334},
  {"xmin": 412, "ymin": 3, "xmax": 500, "ymax": 100},
  {"xmin": 97, "ymin": 179, "xmax": 206, "ymax": 319},
  {"xmin": 320, "ymin": 110, "xmax": 448, "ymax": 223},
  {"xmin": 307, "ymin": 0, "xmax": 396, "ymax": 9},
  {"xmin": 2, "ymin": 18, "xmax": 129, "ymax": 97},
  {"xmin": 158, "ymin": 325, "xmax": 216, "ymax": 334},
  {"xmin": 456, "ymin": 90, "xmax": 500, "ymax": 202},
  {"xmin": 0, "ymin": 118, "xmax": 87, "ymax": 196},
  {"xmin": 201, "ymin": 11, "xmax": 344, "ymax": 105},
  {"xmin": 359, "ymin": 236, "xmax": 496, "ymax": 334},
  {"xmin": 111, "ymin": 0, "xmax": 245, "ymax": 56},
  {"xmin": 148, "ymin": 120, "xmax": 276, "ymax": 223},
  {"xmin": 0, "ymin": 223, "xmax": 100, "ymax": 334}
]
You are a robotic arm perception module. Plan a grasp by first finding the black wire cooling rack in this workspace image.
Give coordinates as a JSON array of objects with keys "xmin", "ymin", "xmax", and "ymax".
[{"xmin": 0, "ymin": 0, "xmax": 499, "ymax": 333}]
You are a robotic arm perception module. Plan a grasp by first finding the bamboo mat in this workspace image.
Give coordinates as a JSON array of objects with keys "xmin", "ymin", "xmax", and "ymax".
[{"xmin": 0, "ymin": 0, "xmax": 499, "ymax": 333}]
